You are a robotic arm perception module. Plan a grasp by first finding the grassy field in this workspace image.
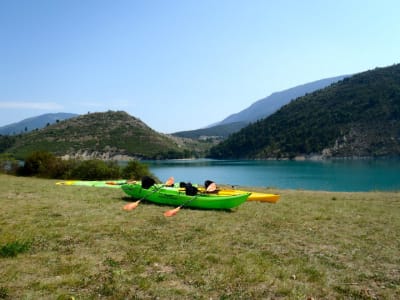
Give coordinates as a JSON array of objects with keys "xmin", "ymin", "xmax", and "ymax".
[{"xmin": 1, "ymin": 174, "xmax": 399, "ymax": 299}]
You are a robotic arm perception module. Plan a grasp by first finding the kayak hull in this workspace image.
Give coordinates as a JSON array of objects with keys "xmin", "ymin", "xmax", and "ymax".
[
  {"xmin": 56, "ymin": 180, "xmax": 127, "ymax": 188},
  {"xmin": 121, "ymin": 183, "xmax": 250, "ymax": 210},
  {"xmin": 246, "ymin": 191, "xmax": 280, "ymax": 203},
  {"xmin": 215, "ymin": 190, "xmax": 280, "ymax": 203}
]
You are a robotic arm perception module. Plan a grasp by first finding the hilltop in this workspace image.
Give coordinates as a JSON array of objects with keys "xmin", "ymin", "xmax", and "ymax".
[
  {"xmin": 209, "ymin": 64, "xmax": 400, "ymax": 159},
  {"xmin": 4, "ymin": 111, "xmax": 208, "ymax": 160}
]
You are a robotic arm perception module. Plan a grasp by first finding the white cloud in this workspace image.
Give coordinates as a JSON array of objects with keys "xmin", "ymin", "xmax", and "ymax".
[{"xmin": 0, "ymin": 101, "xmax": 64, "ymax": 110}]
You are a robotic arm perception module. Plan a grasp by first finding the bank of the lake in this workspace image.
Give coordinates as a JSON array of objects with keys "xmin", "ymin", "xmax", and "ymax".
[
  {"xmin": 1, "ymin": 174, "xmax": 399, "ymax": 299},
  {"xmin": 143, "ymin": 158, "xmax": 400, "ymax": 192}
]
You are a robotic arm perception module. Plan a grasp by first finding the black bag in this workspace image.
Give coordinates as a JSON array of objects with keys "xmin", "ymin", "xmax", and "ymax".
[
  {"xmin": 179, "ymin": 182, "xmax": 187, "ymax": 188},
  {"xmin": 141, "ymin": 176, "xmax": 155, "ymax": 189},
  {"xmin": 185, "ymin": 182, "xmax": 198, "ymax": 196}
]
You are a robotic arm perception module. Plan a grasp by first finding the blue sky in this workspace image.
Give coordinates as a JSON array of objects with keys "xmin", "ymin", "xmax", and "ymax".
[{"xmin": 1, "ymin": 0, "xmax": 399, "ymax": 133}]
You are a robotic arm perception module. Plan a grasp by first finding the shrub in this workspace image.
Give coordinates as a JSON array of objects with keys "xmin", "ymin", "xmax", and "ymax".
[
  {"xmin": 0, "ymin": 153, "xmax": 19, "ymax": 175},
  {"xmin": 68, "ymin": 159, "xmax": 121, "ymax": 180},
  {"xmin": 0, "ymin": 286, "xmax": 9, "ymax": 299},
  {"xmin": 18, "ymin": 151, "xmax": 67, "ymax": 178},
  {"xmin": 121, "ymin": 160, "xmax": 153, "ymax": 180},
  {"xmin": 18, "ymin": 151, "xmax": 65, "ymax": 178},
  {"xmin": 15, "ymin": 150, "xmax": 157, "ymax": 181},
  {"xmin": 0, "ymin": 134, "xmax": 16, "ymax": 153}
]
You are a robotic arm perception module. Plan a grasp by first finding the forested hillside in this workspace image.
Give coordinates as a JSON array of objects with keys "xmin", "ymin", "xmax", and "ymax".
[
  {"xmin": 172, "ymin": 122, "xmax": 246, "ymax": 139},
  {"xmin": 208, "ymin": 64, "xmax": 400, "ymax": 159}
]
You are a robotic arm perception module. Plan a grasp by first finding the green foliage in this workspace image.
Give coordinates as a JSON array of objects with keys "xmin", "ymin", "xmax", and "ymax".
[
  {"xmin": 0, "ymin": 240, "xmax": 31, "ymax": 258},
  {"xmin": 0, "ymin": 135, "xmax": 16, "ymax": 153},
  {"xmin": 68, "ymin": 159, "xmax": 121, "ymax": 180},
  {"xmin": 16, "ymin": 150, "xmax": 154, "ymax": 180},
  {"xmin": 0, "ymin": 286, "xmax": 9, "ymax": 299},
  {"xmin": 209, "ymin": 64, "xmax": 400, "ymax": 159},
  {"xmin": 0, "ymin": 153, "xmax": 19, "ymax": 175},
  {"xmin": 18, "ymin": 151, "xmax": 68, "ymax": 178},
  {"xmin": 121, "ymin": 160, "xmax": 152, "ymax": 180},
  {"xmin": 18, "ymin": 151, "xmax": 66, "ymax": 178}
]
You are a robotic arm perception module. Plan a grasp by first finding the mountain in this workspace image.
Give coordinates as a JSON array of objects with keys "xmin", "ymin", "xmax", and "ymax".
[
  {"xmin": 173, "ymin": 75, "xmax": 347, "ymax": 139},
  {"xmin": 0, "ymin": 113, "xmax": 79, "ymax": 135},
  {"xmin": 172, "ymin": 122, "xmax": 246, "ymax": 139},
  {"xmin": 217, "ymin": 75, "xmax": 348, "ymax": 126},
  {"xmin": 208, "ymin": 64, "xmax": 400, "ymax": 159},
  {"xmin": 4, "ymin": 111, "xmax": 208, "ymax": 160}
]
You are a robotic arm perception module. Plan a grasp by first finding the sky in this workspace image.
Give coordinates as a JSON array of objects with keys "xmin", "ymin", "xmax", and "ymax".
[{"xmin": 0, "ymin": 0, "xmax": 399, "ymax": 133}]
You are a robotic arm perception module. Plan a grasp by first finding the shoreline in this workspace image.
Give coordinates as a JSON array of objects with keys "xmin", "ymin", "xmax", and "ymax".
[
  {"xmin": 1, "ymin": 174, "xmax": 398, "ymax": 194},
  {"xmin": 228, "ymin": 184, "xmax": 400, "ymax": 194}
]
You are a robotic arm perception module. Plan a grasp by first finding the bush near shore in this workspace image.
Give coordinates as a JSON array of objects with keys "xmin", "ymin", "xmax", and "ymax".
[
  {"xmin": 0, "ymin": 150, "xmax": 154, "ymax": 180},
  {"xmin": 0, "ymin": 174, "xmax": 399, "ymax": 299}
]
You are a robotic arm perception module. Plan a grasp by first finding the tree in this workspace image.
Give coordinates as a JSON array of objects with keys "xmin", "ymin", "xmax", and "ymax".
[
  {"xmin": 0, "ymin": 153, "xmax": 19, "ymax": 174},
  {"xmin": 19, "ymin": 151, "xmax": 66, "ymax": 178},
  {"xmin": 122, "ymin": 160, "xmax": 154, "ymax": 180}
]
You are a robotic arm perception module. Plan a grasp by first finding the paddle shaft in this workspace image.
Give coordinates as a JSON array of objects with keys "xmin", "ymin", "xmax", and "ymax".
[
  {"xmin": 179, "ymin": 194, "xmax": 198, "ymax": 208},
  {"xmin": 123, "ymin": 184, "xmax": 163, "ymax": 211},
  {"xmin": 164, "ymin": 194, "xmax": 198, "ymax": 217},
  {"xmin": 138, "ymin": 184, "xmax": 164, "ymax": 201}
]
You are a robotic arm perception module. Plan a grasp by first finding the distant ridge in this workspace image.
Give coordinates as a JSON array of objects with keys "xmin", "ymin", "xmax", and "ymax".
[
  {"xmin": 172, "ymin": 122, "xmax": 246, "ymax": 139},
  {"xmin": 173, "ymin": 75, "xmax": 347, "ymax": 139},
  {"xmin": 217, "ymin": 75, "xmax": 348, "ymax": 126},
  {"xmin": 0, "ymin": 113, "xmax": 79, "ymax": 135}
]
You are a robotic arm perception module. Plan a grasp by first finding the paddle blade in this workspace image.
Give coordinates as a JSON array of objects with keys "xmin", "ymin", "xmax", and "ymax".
[
  {"xmin": 123, "ymin": 200, "xmax": 141, "ymax": 211},
  {"xmin": 164, "ymin": 207, "xmax": 181, "ymax": 217},
  {"xmin": 165, "ymin": 177, "xmax": 175, "ymax": 187},
  {"xmin": 106, "ymin": 181, "xmax": 121, "ymax": 185},
  {"xmin": 206, "ymin": 182, "xmax": 217, "ymax": 192}
]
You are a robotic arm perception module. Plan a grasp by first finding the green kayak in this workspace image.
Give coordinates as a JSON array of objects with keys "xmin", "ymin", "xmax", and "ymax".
[{"xmin": 121, "ymin": 182, "xmax": 250, "ymax": 210}]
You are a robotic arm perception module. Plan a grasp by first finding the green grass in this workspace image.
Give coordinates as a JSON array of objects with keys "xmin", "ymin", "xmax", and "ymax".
[
  {"xmin": 0, "ymin": 240, "xmax": 31, "ymax": 258},
  {"xmin": 1, "ymin": 174, "xmax": 400, "ymax": 299}
]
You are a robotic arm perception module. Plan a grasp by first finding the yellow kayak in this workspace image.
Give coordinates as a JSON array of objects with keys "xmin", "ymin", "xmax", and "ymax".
[
  {"xmin": 245, "ymin": 191, "xmax": 280, "ymax": 203},
  {"xmin": 197, "ymin": 187, "xmax": 280, "ymax": 203},
  {"xmin": 218, "ymin": 190, "xmax": 279, "ymax": 203}
]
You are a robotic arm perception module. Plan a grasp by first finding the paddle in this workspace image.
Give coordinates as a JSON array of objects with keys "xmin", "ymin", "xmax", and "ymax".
[
  {"xmin": 123, "ymin": 177, "xmax": 173, "ymax": 211},
  {"xmin": 206, "ymin": 182, "xmax": 217, "ymax": 192},
  {"xmin": 123, "ymin": 187, "xmax": 160, "ymax": 211},
  {"xmin": 165, "ymin": 176, "xmax": 174, "ymax": 187},
  {"xmin": 163, "ymin": 195, "xmax": 198, "ymax": 217}
]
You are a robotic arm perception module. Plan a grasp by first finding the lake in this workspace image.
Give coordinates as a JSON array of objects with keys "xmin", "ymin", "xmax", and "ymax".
[{"xmin": 142, "ymin": 159, "xmax": 400, "ymax": 192}]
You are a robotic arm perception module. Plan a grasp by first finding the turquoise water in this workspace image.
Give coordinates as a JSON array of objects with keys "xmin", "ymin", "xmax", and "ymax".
[{"xmin": 143, "ymin": 159, "xmax": 400, "ymax": 192}]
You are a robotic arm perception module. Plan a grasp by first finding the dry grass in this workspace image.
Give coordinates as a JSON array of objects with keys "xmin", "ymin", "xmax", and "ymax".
[{"xmin": 1, "ymin": 174, "xmax": 399, "ymax": 299}]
